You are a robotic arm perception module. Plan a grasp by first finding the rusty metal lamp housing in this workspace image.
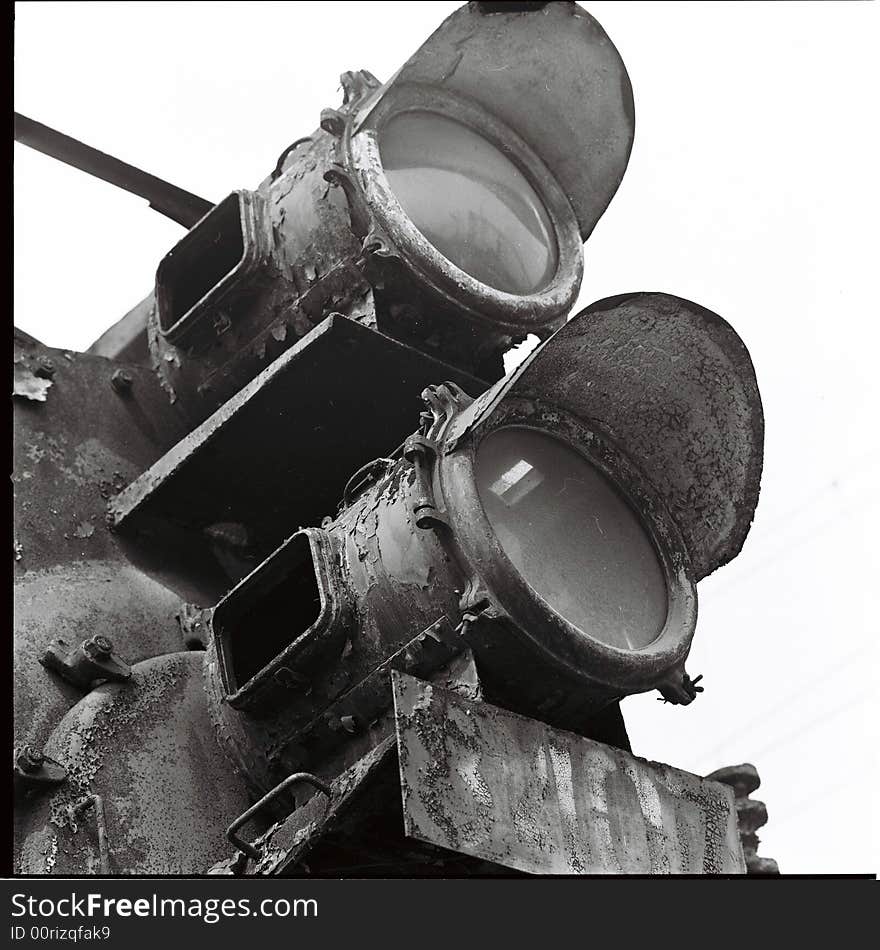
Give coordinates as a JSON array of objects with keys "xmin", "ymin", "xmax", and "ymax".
[
  {"xmin": 13, "ymin": 4, "xmax": 769, "ymax": 876},
  {"xmin": 432, "ymin": 394, "xmax": 698, "ymax": 712},
  {"xmin": 206, "ymin": 293, "xmax": 761, "ymax": 797},
  {"xmin": 346, "ymin": 82, "xmax": 585, "ymax": 335},
  {"xmin": 144, "ymin": 1, "xmax": 634, "ymax": 422},
  {"xmin": 148, "ymin": 82, "xmax": 586, "ymax": 417}
]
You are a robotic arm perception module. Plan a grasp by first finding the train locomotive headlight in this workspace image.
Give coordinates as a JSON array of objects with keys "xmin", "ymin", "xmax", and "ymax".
[
  {"xmin": 206, "ymin": 292, "xmax": 762, "ymax": 792},
  {"xmin": 137, "ymin": 1, "xmax": 634, "ymax": 419},
  {"xmin": 474, "ymin": 426, "xmax": 669, "ymax": 650},
  {"xmin": 381, "ymin": 112, "xmax": 558, "ymax": 295},
  {"xmin": 346, "ymin": 86, "xmax": 584, "ymax": 335},
  {"xmin": 431, "ymin": 394, "xmax": 698, "ymax": 723},
  {"xmin": 417, "ymin": 290, "xmax": 763, "ymax": 721}
]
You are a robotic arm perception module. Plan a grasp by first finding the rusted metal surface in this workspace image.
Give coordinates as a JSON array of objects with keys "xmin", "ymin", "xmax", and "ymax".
[
  {"xmin": 437, "ymin": 393, "xmax": 701, "ymax": 716},
  {"xmin": 237, "ymin": 661, "xmax": 509, "ymax": 877},
  {"xmin": 73, "ymin": 795, "xmax": 111, "ymax": 875},
  {"xmin": 146, "ymin": 108, "xmax": 375, "ymax": 420},
  {"xmin": 248, "ymin": 737, "xmax": 398, "ymax": 876},
  {"xmin": 393, "ymin": 672, "xmax": 746, "ymax": 874},
  {"xmin": 14, "ymin": 561, "xmax": 197, "ymax": 757},
  {"xmin": 18, "ymin": 653, "xmax": 251, "ymax": 875},
  {"xmin": 13, "ymin": 745, "xmax": 67, "ymax": 798},
  {"xmin": 380, "ymin": 1, "xmax": 634, "ymax": 241},
  {"xmin": 13, "ymin": 337, "xmax": 189, "ymax": 574},
  {"xmin": 447, "ymin": 292, "xmax": 764, "ymax": 581},
  {"xmin": 348, "ymin": 83, "xmax": 583, "ymax": 338},
  {"xmin": 226, "ymin": 773, "xmax": 331, "ymax": 862},
  {"xmin": 12, "ymin": 334, "xmax": 216, "ymax": 798},
  {"xmin": 706, "ymin": 763, "xmax": 779, "ymax": 875},
  {"xmin": 246, "ymin": 737, "xmax": 511, "ymax": 877},
  {"xmin": 40, "ymin": 634, "xmax": 131, "ymax": 690},
  {"xmin": 111, "ymin": 314, "xmax": 486, "ymax": 575}
]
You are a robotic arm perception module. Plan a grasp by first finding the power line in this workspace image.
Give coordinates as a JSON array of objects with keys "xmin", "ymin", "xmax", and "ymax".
[
  {"xmin": 741, "ymin": 688, "xmax": 872, "ymax": 764},
  {"xmin": 750, "ymin": 452, "xmax": 880, "ymax": 537},
  {"xmin": 705, "ymin": 494, "xmax": 878, "ymax": 605},
  {"xmin": 770, "ymin": 775, "xmax": 875, "ymax": 831},
  {"xmin": 696, "ymin": 645, "xmax": 872, "ymax": 766}
]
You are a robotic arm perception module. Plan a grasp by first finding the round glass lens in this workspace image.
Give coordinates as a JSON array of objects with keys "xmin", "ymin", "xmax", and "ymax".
[
  {"xmin": 474, "ymin": 427, "xmax": 668, "ymax": 650},
  {"xmin": 379, "ymin": 111, "xmax": 557, "ymax": 295}
]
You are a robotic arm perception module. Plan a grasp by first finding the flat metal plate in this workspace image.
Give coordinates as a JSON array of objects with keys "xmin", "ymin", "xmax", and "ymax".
[
  {"xmin": 109, "ymin": 315, "xmax": 485, "ymax": 567},
  {"xmin": 393, "ymin": 672, "xmax": 746, "ymax": 875}
]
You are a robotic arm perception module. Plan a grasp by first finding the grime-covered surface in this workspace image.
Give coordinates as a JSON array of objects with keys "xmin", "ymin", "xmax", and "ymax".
[
  {"xmin": 18, "ymin": 653, "xmax": 251, "ymax": 875},
  {"xmin": 111, "ymin": 314, "xmax": 486, "ymax": 575},
  {"xmin": 240, "ymin": 735, "xmax": 516, "ymax": 877},
  {"xmin": 448, "ymin": 292, "xmax": 764, "ymax": 581},
  {"xmin": 14, "ymin": 560, "xmax": 185, "ymax": 751},
  {"xmin": 706, "ymin": 763, "xmax": 779, "ymax": 875},
  {"xmin": 12, "ymin": 334, "xmax": 222, "ymax": 747},
  {"xmin": 13, "ymin": 337, "xmax": 189, "ymax": 574},
  {"xmin": 12, "ymin": 334, "xmax": 220, "ymax": 868},
  {"xmin": 393, "ymin": 672, "xmax": 746, "ymax": 875}
]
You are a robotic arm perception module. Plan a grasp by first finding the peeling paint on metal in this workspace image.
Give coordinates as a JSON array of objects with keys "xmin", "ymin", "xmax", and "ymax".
[
  {"xmin": 393, "ymin": 672, "xmax": 745, "ymax": 875},
  {"xmin": 14, "ymin": 362, "xmax": 53, "ymax": 401}
]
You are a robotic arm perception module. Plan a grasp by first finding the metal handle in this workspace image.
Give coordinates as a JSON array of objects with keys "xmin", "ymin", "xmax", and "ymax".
[
  {"xmin": 226, "ymin": 772, "xmax": 331, "ymax": 862},
  {"xmin": 341, "ymin": 458, "xmax": 392, "ymax": 508}
]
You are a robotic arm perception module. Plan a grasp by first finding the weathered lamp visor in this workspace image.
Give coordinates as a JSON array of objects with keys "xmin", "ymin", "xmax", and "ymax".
[
  {"xmin": 360, "ymin": 1, "xmax": 635, "ymax": 243},
  {"xmin": 445, "ymin": 292, "xmax": 765, "ymax": 581}
]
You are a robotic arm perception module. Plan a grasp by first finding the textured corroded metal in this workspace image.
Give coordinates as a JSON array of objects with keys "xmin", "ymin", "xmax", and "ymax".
[
  {"xmin": 107, "ymin": 4, "xmax": 634, "ymax": 422},
  {"xmin": 12, "ymin": 333, "xmax": 206, "ymax": 768},
  {"xmin": 13, "ymin": 746, "xmax": 67, "ymax": 797},
  {"xmin": 247, "ymin": 737, "xmax": 398, "ymax": 877},
  {"xmin": 348, "ymin": 83, "xmax": 584, "ymax": 338},
  {"xmin": 110, "ymin": 315, "xmax": 486, "ymax": 575},
  {"xmin": 380, "ymin": 1, "xmax": 634, "ymax": 242},
  {"xmin": 393, "ymin": 672, "xmax": 746, "ymax": 875},
  {"xmin": 706, "ymin": 763, "xmax": 779, "ymax": 875},
  {"xmin": 147, "ymin": 121, "xmax": 372, "ymax": 421},
  {"xmin": 437, "ymin": 395, "xmax": 700, "ymax": 714},
  {"xmin": 40, "ymin": 635, "xmax": 131, "ymax": 690},
  {"xmin": 17, "ymin": 653, "xmax": 251, "ymax": 875},
  {"xmin": 447, "ymin": 292, "xmax": 764, "ymax": 581},
  {"xmin": 225, "ymin": 657, "xmax": 489, "ymax": 876},
  {"xmin": 226, "ymin": 772, "xmax": 331, "ymax": 861}
]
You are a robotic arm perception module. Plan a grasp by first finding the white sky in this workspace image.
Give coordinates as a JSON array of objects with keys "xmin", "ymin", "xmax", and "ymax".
[{"xmin": 14, "ymin": 1, "xmax": 879, "ymax": 874}]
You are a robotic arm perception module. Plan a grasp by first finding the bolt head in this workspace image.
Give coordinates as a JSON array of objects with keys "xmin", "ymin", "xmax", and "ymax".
[
  {"xmin": 110, "ymin": 369, "xmax": 133, "ymax": 393},
  {"xmin": 83, "ymin": 635, "xmax": 113, "ymax": 659},
  {"xmin": 15, "ymin": 745, "xmax": 44, "ymax": 773},
  {"xmin": 35, "ymin": 358, "xmax": 56, "ymax": 380}
]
